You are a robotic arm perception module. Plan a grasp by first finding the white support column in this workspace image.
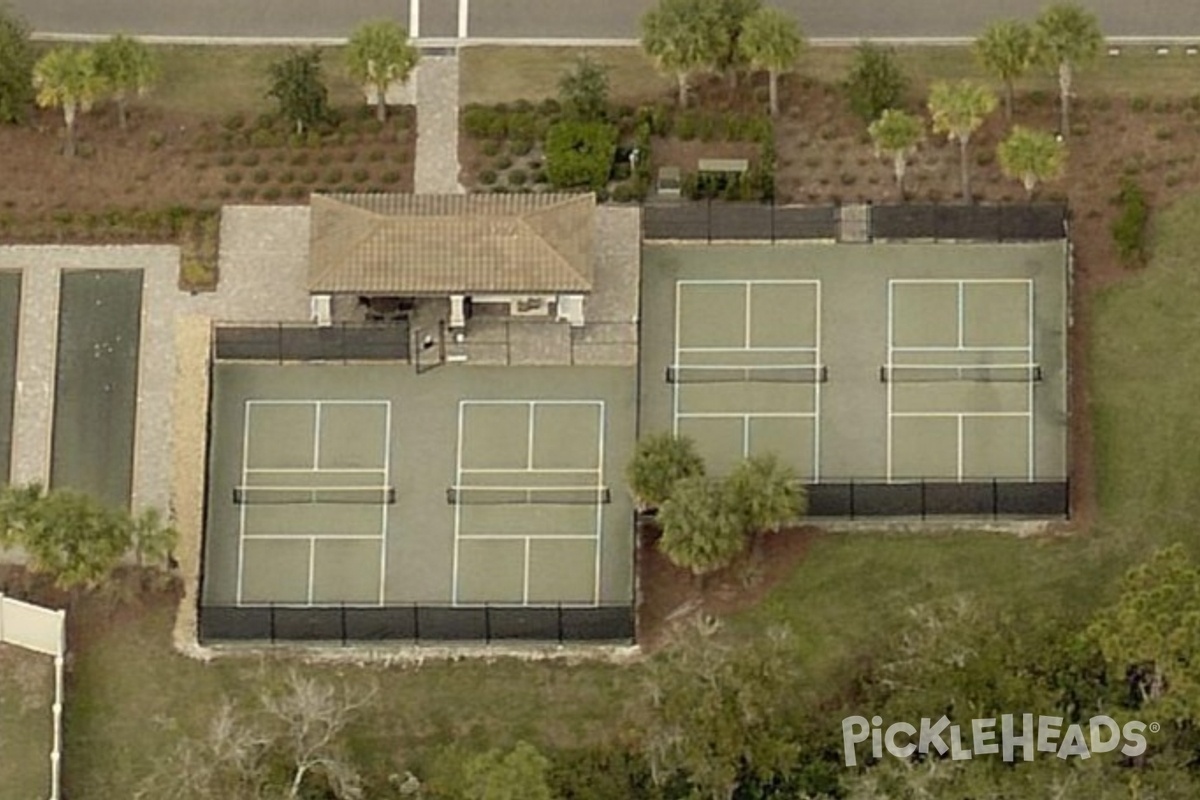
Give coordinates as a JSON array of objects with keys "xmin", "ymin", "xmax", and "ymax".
[
  {"xmin": 409, "ymin": 0, "xmax": 420, "ymax": 38},
  {"xmin": 450, "ymin": 294, "xmax": 467, "ymax": 329}
]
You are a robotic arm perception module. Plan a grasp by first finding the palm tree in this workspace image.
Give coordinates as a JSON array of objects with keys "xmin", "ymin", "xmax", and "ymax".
[
  {"xmin": 724, "ymin": 454, "xmax": 805, "ymax": 556},
  {"xmin": 738, "ymin": 6, "xmax": 805, "ymax": 116},
  {"xmin": 1033, "ymin": 3, "xmax": 1103, "ymax": 137},
  {"xmin": 997, "ymin": 126, "xmax": 1067, "ymax": 199},
  {"xmin": 868, "ymin": 108, "xmax": 924, "ymax": 197},
  {"xmin": 33, "ymin": 46, "xmax": 105, "ymax": 157},
  {"xmin": 93, "ymin": 33, "xmax": 159, "ymax": 131},
  {"xmin": 345, "ymin": 19, "xmax": 419, "ymax": 123},
  {"xmin": 928, "ymin": 80, "xmax": 997, "ymax": 203},
  {"xmin": 625, "ymin": 432, "xmax": 706, "ymax": 512},
  {"xmin": 974, "ymin": 20, "xmax": 1033, "ymax": 123},
  {"xmin": 641, "ymin": 0, "xmax": 721, "ymax": 107},
  {"xmin": 657, "ymin": 475, "xmax": 746, "ymax": 582}
]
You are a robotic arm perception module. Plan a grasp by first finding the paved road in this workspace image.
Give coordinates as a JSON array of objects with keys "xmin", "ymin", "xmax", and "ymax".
[{"xmin": 12, "ymin": 0, "xmax": 1200, "ymax": 40}]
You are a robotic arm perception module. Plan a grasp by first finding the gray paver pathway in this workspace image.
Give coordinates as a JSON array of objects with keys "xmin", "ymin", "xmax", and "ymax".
[{"xmin": 413, "ymin": 56, "xmax": 465, "ymax": 195}]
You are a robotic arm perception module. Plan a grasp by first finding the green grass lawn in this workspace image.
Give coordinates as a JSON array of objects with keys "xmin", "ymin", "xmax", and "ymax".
[
  {"xmin": 461, "ymin": 44, "xmax": 1200, "ymax": 107},
  {"xmin": 149, "ymin": 45, "xmax": 365, "ymax": 116},
  {"xmin": 0, "ymin": 643, "xmax": 54, "ymax": 799}
]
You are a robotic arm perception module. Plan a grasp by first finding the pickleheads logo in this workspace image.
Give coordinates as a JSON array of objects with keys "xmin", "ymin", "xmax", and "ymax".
[{"xmin": 841, "ymin": 714, "xmax": 1156, "ymax": 767}]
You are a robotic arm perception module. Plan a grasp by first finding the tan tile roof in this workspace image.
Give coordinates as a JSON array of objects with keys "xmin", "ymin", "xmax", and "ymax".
[{"xmin": 308, "ymin": 193, "xmax": 596, "ymax": 294}]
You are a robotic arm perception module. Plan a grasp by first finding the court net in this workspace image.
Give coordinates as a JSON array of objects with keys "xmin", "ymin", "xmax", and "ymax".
[
  {"xmin": 233, "ymin": 486, "xmax": 396, "ymax": 505},
  {"xmin": 880, "ymin": 364, "xmax": 1042, "ymax": 383},
  {"xmin": 446, "ymin": 486, "xmax": 612, "ymax": 505},
  {"xmin": 666, "ymin": 365, "xmax": 828, "ymax": 384}
]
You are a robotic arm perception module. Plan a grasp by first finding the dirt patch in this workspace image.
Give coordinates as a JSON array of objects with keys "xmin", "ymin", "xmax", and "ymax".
[{"xmin": 636, "ymin": 523, "xmax": 818, "ymax": 651}]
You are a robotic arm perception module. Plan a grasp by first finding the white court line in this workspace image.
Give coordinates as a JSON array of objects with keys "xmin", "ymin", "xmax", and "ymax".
[
  {"xmin": 460, "ymin": 399, "xmax": 603, "ymax": 406},
  {"xmin": 243, "ymin": 534, "xmax": 384, "ymax": 541},
  {"xmin": 886, "ymin": 281, "xmax": 894, "ymax": 481},
  {"xmin": 743, "ymin": 282, "xmax": 752, "ymax": 348},
  {"xmin": 460, "ymin": 468, "xmax": 601, "ymax": 474},
  {"xmin": 677, "ymin": 279, "xmax": 823, "ymax": 285},
  {"xmin": 891, "ymin": 346, "xmax": 1030, "ymax": 352},
  {"xmin": 889, "ymin": 278, "xmax": 1034, "ymax": 285},
  {"xmin": 595, "ymin": 400, "xmax": 605, "ymax": 606},
  {"xmin": 451, "ymin": 400, "xmax": 465, "ymax": 604},
  {"xmin": 244, "ymin": 468, "xmax": 385, "ymax": 474},
  {"xmin": 1027, "ymin": 281, "xmax": 1035, "ymax": 480},
  {"xmin": 891, "ymin": 411, "xmax": 1032, "ymax": 418},
  {"xmin": 312, "ymin": 402, "xmax": 322, "ymax": 469},
  {"xmin": 379, "ymin": 400, "xmax": 392, "ymax": 606},
  {"xmin": 527, "ymin": 403, "xmax": 536, "ymax": 469},
  {"xmin": 673, "ymin": 281, "xmax": 681, "ymax": 436},
  {"xmin": 235, "ymin": 401, "xmax": 252, "ymax": 605},
  {"xmin": 458, "ymin": 534, "xmax": 601, "ymax": 541},
  {"xmin": 814, "ymin": 280, "xmax": 823, "ymax": 481},
  {"xmin": 677, "ymin": 346, "xmax": 819, "ymax": 353},
  {"xmin": 245, "ymin": 399, "xmax": 385, "ymax": 406},
  {"xmin": 677, "ymin": 412, "xmax": 818, "ymax": 419},
  {"xmin": 307, "ymin": 537, "xmax": 316, "ymax": 604}
]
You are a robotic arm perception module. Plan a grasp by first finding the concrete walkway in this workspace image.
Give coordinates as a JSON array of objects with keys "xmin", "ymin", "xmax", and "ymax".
[
  {"xmin": 413, "ymin": 56, "xmax": 465, "ymax": 195},
  {"xmin": 0, "ymin": 207, "xmax": 312, "ymax": 516}
]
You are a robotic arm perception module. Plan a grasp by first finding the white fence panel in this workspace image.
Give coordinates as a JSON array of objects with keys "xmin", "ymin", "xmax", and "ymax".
[{"xmin": 0, "ymin": 595, "xmax": 65, "ymax": 656}]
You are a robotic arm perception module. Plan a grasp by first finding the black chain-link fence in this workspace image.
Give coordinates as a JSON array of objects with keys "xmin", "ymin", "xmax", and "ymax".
[
  {"xmin": 804, "ymin": 479, "xmax": 1069, "ymax": 519},
  {"xmin": 642, "ymin": 202, "xmax": 1067, "ymax": 242},
  {"xmin": 213, "ymin": 322, "xmax": 411, "ymax": 363},
  {"xmin": 199, "ymin": 603, "xmax": 635, "ymax": 644},
  {"xmin": 643, "ymin": 202, "xmax": 838, "ymax": 241}
]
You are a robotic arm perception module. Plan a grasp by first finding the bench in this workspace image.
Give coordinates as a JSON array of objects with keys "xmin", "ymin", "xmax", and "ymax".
[
  {"xmin": 697, "ymin": 158, "xmax": 749, "ymax": 174},
  {"xmin": 656, "ymin": 166, "xmax": 681, "ymax": 197}
]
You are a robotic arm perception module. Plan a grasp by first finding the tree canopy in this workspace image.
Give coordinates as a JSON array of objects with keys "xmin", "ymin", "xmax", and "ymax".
[
  {"xmin": 625, "ymin": 432, "xmax": 706, "ymax": 511},
  {"xmin": 267, "ymin": 47, "xmax": 331, "ymax": 134},
  {"xmin": 974, "ymin": 19, "xmax": 1033, "ymax": 121},
  {"xmin": 0, "ymin": 483, "xmax": 176, "ymax": 588},
  {"xmin": 656, "ymin": 475, "xmax": 746, "ymax": 577},
  {"xmin": 996, "ymin": 125, "xmax": 1066, "ymax": 198},
  {"xmin": 640, "ymin": 0, "xmax": 722, "ymax": 107},
  {"xmin": 93, "ymin": 34, "xmax": 160, "ymax": 130},
  {"xmin": 558, "ymin": 55, "xmax": 611, "ymax": 121},
  {"xmin": 0, "ymin": 4, "xmax": 34, "ymax": 123},
  {"xmin": 1033, "ymin": 3, "xmax": 1103, "ymax": 136},
  {"xmin": 738, "ymin": 6, "xmax": 805, "ymax": 116},
  {"xmin": 928, "ymin": 79, "xmax": 997, "ymax": 202},
  {"xmin": 345, "ymin": 19, "xmax": 419, "ymax": 123},
  {"xmin": 33, "ymin": 46, "xmax": 105, "ymax": 157},
  {"xmin": 845, "ymin": 42, "xmax": 908, "ymax": 123},
  {"xmin": 868, "ymin": 108, "xmax": 924, "ymax": 195}
]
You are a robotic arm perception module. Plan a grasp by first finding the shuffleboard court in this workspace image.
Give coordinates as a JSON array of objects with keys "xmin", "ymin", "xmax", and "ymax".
[
  {"xmin": 0, "ymin": 271, "xmax": 20, "ymax": 483},
  {"xmin": 50, "ymin": 270, "xmax": 142, "ymax": 508}
]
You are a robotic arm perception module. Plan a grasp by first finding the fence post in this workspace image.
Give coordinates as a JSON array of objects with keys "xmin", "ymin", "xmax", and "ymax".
[
  {"xmin": 484, "ymin": 603, "xmax": 492, "ymax": 644},
  {"xmin": 849, "ymin": 479, "xmax": 856, "ymax": 520},
  {"xmin": 557, "ymin": 603, "xmax": 564, "ymax": 644},
  {"xmin": 992, "ymin": 478, "xmax": 999, "ymax": 519},
  {"xmin": 340, "ymin": 602, "xmax": 347, "ymax": 646},
  {"xmin": 706, "ymin": 197, "xmax": 713, "ymax": 244},
  {"xmin": 276, "ymin": 323, "xmax": 284, "ymax": 365},
  {"xmin": 269, "ymin": 602, "xmax": 276, "ymax": 644},
  {"xmin": 1064, "ymin": 477, "xmax": 1072, "ymax": 519},
  {"xmin": 770, "ymin": 198, "xmax": 776, "ymax": 244},
  {"xmin": 412, "ymin": 604, "xmax": 420, "ymax": 644},
  {"xmin": 920, "ymin": 479, "xmax": 927, "ymax": 520}
]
